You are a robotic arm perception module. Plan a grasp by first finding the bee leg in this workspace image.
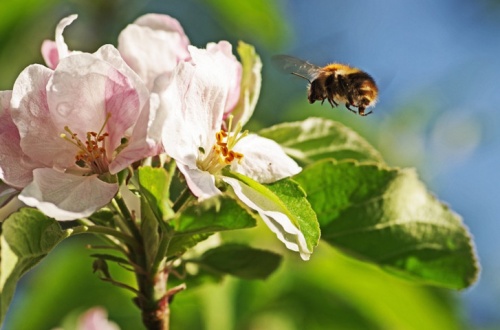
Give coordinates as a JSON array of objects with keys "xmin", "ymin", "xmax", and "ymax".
[
  {"xmin": 358, "ymin": 107, "xmax": 373, "ymax": 116},
  {"xmin": 345, "ymin": 103, "xmax": 357, "ymax": 114},
  {"xmin": 328, "ymin": 98, "xmax": 338, "ymax": 108}
]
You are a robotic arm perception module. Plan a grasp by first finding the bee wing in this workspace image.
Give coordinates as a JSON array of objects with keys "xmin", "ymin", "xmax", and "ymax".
[{"xmin": 271, "ymin": 55, "xmax": 322, "ymax": 82}]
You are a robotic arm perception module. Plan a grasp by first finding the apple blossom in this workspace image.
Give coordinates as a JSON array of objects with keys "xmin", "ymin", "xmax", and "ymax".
[
  {"xmin": 0, "ymin": 45, "xmax": 158, "ymax": 221},
  {"xmin": 41, "ymin": 14, "xmax": 80, "ymax": 69},
  {"xmin": 158, "ymin": 42, "xmax": 312, "ymax": 260}
]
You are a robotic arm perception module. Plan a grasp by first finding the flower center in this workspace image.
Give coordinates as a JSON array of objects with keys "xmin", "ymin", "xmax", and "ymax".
[
  {"xmin": 61, "ymin": 114, "xmax": 111, "ymax": 175},
  {"xmin": 197, "ymin": 116, "xmax": 248, "ymax": 174}
]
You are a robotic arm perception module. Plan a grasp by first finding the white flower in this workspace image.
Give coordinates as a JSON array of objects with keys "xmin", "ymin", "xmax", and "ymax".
[{"xmin": 158, "ymin": 43, "xmax": 311, "ymax": 260}]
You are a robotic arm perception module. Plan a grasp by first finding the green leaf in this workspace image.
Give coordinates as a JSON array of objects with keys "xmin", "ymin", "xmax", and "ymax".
[
  {"xmin": 166, "ymin": 196, "xmax": 257, "ymax": 257},
  {"xmin": 0, "ymin": 0, "xmax": 60, "ymax": 90},
  {"xmin": 258, "ymin": 117, "xmax": 384, "ymax": 165},
  {"xmin": 194, "ymin": 244, "xmax": 282, "ymax": 280},
  {"xmin": 167, "ymin": 233, "xmax": 213, "ymax": 258},
  {"xmin": 224, "ymin": 171, "xmax": 320, "ymax": 258},
  {"xmin": 1, "ymin": 208, "xmax": 71, "ymax": 322},
  {"xmin": 231, "ymin": 41, "xmax": 262, "ymax": 126},
  {"xmin": 294, "ymin": 160, "xmax": 479, "ymax": 289},
  {"xmin": 171, "ymin": 195, "xmax": 256, "ymax": 234},
  {"xmin": 137, "ymin": 167, "xmax": 175, "ymax": 267},
  {"xmin": 264, "ymin": 178, "xmax": 321, "ymax": 255},
  {"xmin": 137, "ymin": 166, "xmax": 173, "ymax": 220},
  {"xmin": 140, "ymin": 193, "xmax": 160, "ymax": 268},
  {"xmin": 88, "ymin": 209, "xmax": 114, "ymax": 225}
]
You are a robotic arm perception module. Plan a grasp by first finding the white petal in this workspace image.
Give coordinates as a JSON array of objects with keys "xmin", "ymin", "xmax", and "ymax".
[
  {"xmin": 160, "ymin": 46, "xmax": 230, "ymax": 166},
  {"xmin": 231, "ymin": 134, "xmax": 301, "ymax": 183},
  {"xmin": 55, "ymin": 14, "xmax": 78, "ymax": 60},
  {"xmin": 223, "ymin": 177, "xmax": 311, "ymax": 260},
  {"xmin": 19, "ymin": 168, "xmax": 118, "ymax": 221},
  {"xmin": 177, "ymin": 163, "xmax": 221, "ymax": 200},
  {"xmin": 206, "ymin": 41, "xmax": 242, "ymax": 114}
]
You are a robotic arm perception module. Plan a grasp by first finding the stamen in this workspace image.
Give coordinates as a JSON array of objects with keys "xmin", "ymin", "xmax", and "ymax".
[
  {"xmin": 60, "ymin": 114, "xmax": 111, "ymax": 175},
  {"xmin": 197, "ymin": 116, "xmax": 248, "ymax": 174}
]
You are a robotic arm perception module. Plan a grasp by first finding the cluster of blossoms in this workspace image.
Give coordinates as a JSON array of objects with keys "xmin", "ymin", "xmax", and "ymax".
[{"xmin": 0, "ymin": 14, "xmax": 311, "ymax": 260}]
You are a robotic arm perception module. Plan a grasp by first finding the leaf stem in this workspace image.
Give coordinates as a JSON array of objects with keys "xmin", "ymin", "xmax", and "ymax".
[
  {"xmin": 112, "ymin": 193, "xmax": 143, "ymax": 243},
  {"xmin": 165, "ymin": 159, "xmax": 177, "ymax": 187},
  {"xmin": 151, "ymin": 231, "xmax": 173, "ymax": 276},
  {"xmin": 172, "ymin": 188, "xmax": 194, "ymax": 213},
  {"xmin": 99, "ymin": 276, "xmax": 145, "ymax": 298},
  {"xmin": 71, "ymin": 225, "xmax": 140, "ymax": 251}
]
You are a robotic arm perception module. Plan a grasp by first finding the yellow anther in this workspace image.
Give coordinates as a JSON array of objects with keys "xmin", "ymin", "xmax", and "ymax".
[{"xmin": 197, "ymin": 118, "xmax": 248, "ymax": 174}]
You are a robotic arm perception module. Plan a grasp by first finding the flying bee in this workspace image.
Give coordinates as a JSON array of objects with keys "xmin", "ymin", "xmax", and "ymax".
[{"xmin": 272, "ymin": 55, "xmax": 378, "ymax": 116}]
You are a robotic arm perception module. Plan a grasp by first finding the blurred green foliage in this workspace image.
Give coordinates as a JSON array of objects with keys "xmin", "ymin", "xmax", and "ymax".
[
  {"xmin": 0, "ymin": 0, "xmax": 477, "ymax": 329},
  {"xmin": 5, "ymin": 233, "xmax": 462, "ymax": 330}
]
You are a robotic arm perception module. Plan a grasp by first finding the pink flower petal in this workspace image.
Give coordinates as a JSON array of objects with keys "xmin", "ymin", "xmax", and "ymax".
[
  {"xmin": 109, "ymin": 94, "xmax": 164, "ymax": 174},
  {"xmin": 41, "ymin": 14, "xmax": 78, "ymax": 69},
  {"xmin": 118, "ymin": 13, "xmax": 190, "ymax": 90},
  {"xmin": 0, "ymin": 91, "xmax": 42, "ymax": 188},
  {"xmin": 46, "ymin": 52, "xmax": 141, "ymax": 154},
  {"xmin": 94, "ymin": 44, "xmax": 150, "ymax": 113},
  {"xmin": 10, "ymin": 64, "xmax": 76, "ymax": 169},
  {"xmin": 77, "ymin": 307, "xmax": 120, "ymax": 330},
  {"xmin": 41, "ymin": 40, "xmax": 59, "ymax": 70},
  {"xmin": 19, "ymin": 168, "xmax": 118, "ymax": 221}
]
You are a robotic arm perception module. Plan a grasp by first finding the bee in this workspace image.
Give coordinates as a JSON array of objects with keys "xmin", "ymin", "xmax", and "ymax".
[{"xmin": 272, "ymin": 55, "xmax": 378, "ymax": 116}]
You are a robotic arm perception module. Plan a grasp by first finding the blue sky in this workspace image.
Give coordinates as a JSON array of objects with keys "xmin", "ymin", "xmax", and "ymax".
[{"xmin": 285, "ymin": 0, "xmax": 500, "ymax": 326}]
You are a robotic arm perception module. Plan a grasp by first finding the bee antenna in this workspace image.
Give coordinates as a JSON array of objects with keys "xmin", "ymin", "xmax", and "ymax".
[{"xmin": 291, "ymin": 72, "xmax": 312, "ymax": 84}]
